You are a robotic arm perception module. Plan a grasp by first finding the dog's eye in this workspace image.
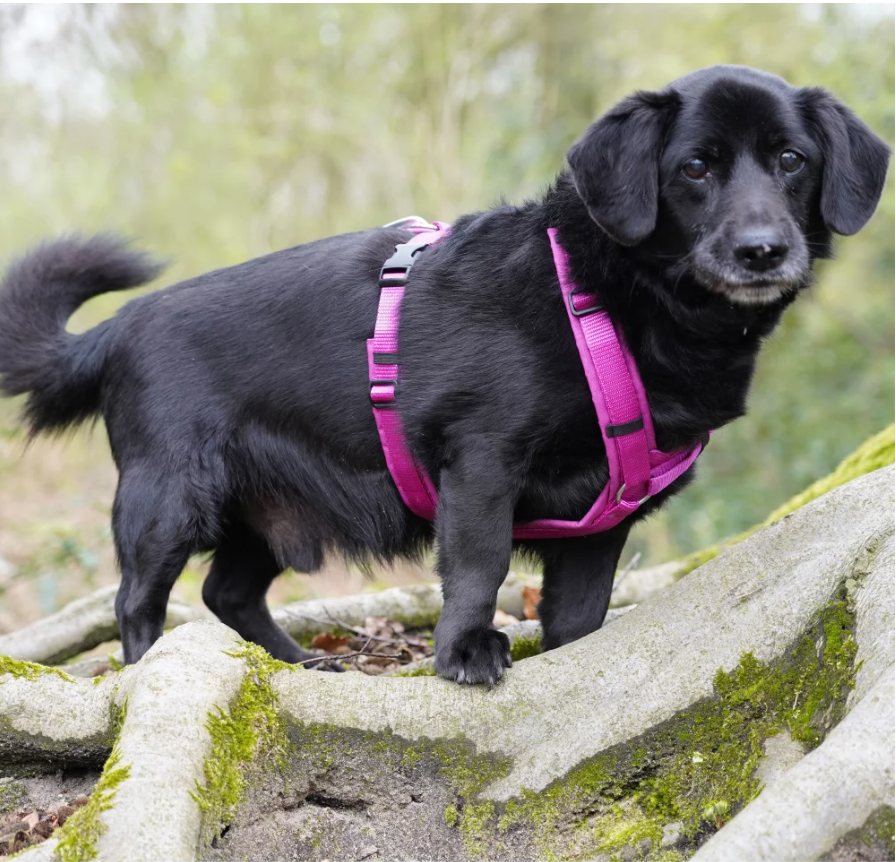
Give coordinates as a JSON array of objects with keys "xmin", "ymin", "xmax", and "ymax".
[
  {"xmin": 779, "ymin": 150, "xmax": 805, "ymax": 173},
  {"xmin": 683, "ymin": 158, "xmax": 709, "ymax": 181}
]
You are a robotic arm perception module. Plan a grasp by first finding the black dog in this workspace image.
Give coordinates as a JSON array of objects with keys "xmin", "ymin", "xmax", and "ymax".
[{"xmin": 0, "ymin": 66, "xmax": 888, "ymax": 683}]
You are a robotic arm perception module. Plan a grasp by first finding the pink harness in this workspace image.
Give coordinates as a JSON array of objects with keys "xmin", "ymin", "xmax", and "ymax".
[{"xmin": 368, "ymin": 217, "xmax": 706, "ymax": 539}]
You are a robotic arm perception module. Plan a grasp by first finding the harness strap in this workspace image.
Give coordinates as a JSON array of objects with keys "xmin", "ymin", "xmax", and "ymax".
[
  {"xmin": 368, "ymin": 221, "xmax": 707, "ymax": 537},
  {"xmin": 367, "ymin": 220, "xmax": 448, "ymax": 519}
]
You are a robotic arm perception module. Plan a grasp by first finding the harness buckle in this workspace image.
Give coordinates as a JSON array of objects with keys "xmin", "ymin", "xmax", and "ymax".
[
  {"xmin": 382, "ymin": 215, "xmax": 437, "ymax": 231},
  {"xmin": 567, "ymin": 289, "xmax": 602, "ymax": 317},
  {"xmin": 370, "ymin": 379, "xmax": 398, "ymax": 409},
  {"xmin": 379, "ymin": 242, "xmax": 430, "ymax": 287},
  {"xmin": 616, "ymin": 483, "xmax": 651, "ymax": 506}
]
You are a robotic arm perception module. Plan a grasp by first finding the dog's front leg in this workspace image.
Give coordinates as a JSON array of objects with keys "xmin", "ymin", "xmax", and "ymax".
[
  {"xmin": 537, "ymin": 525, "xmax": 631, "ymax": 651},
  {"xmin": 433, "ymin": 448, "xmax": 514, "ymax": 685}
]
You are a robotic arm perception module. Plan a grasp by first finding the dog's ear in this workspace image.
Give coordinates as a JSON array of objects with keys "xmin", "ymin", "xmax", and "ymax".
[
  {"xmin": 567, "ymin": 90, "xmax": 680, "ymax": 247},
  {"xmin": 797, "ymin": 87, "xmax": 890, "ymax": 236}
]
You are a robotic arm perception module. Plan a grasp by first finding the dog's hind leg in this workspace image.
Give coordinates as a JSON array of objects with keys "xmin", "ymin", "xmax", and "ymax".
[
  {"xmin": 112, "ymin": 468, "xmax": 197, "ymax": 664},
  {"xmin": 202, "ymin": 522, "xmax": 317, "ymax": 663}
]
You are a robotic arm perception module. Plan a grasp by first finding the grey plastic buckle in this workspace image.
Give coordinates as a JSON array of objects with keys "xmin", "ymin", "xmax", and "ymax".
[{"xmin": 382, "ymin": 216, "xmax": 436, "ymax": 231}]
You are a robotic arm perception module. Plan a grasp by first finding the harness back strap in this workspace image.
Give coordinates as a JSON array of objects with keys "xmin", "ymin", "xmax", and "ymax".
[
  {"xmin": 368, "ymin": 221, "xmax": 706, "ymax": 538},
  {"xmin": 367, "ymin": 218, "xmax": 446, "ymax": 519}
]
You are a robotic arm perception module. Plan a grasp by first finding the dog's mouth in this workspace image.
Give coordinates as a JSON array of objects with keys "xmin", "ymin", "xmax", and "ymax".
[
  {"xmin": 688, "ymin": 249, "xmax": 809, "ymax": 307},
  {"xmin": 686, "ymin": 237, "xmax": 812, "ymax": 307},
  {"xmin": 693, "ymin": 270, "xmax": 803, "ymax": 306}
]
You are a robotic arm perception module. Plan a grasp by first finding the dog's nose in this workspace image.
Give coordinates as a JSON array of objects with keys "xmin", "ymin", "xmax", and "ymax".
[{"xmin": 733, "ymin": 229, "xmax": 788, "ymax": 272}]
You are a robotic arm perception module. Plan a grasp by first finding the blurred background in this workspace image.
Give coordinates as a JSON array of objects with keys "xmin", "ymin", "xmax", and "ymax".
[{"xmin": 0, "ymin": 4, "xmax": 892, "ymax": 632}]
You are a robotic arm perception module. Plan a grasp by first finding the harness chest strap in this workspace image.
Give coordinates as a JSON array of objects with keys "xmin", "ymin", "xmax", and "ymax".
[{"xmin": 367, "ymin": 220, "xmax": 707, "ymax": 538}]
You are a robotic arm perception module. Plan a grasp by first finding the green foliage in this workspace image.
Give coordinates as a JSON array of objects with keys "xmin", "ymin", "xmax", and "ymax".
[
  {"xmin": 760, "ymin": 424, "xmax": 895, "ymax": 527},
  {"xmin": 0, "ymin": 5, "xmax": 891, "ymax": 569},
  {"xmin": 676, "ymin": 423, "xmax": 894, "ymax": 576}
]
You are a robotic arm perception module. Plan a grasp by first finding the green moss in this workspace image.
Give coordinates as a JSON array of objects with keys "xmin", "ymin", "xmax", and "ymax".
[
  {"xmin": 233, "ymin": 590, "xmax": 856, "ymax": 861},
  {"xmin": 677, "ymin": 424, "xmax": 894, "ymax": 577},
  {"xmin": 459, "ymin": 800, "xmax": 495, "ymax": 856},
  {"xmin": 400, "ymin": 745, "xmax": 423, "ymax": 767},
  {"xmin": 0, "ymin": 778, "xmax": 27, "ymax": 813},
  {"xmin": 431, "ymin": 740, "xmax": 511, "ymax": 801},
  {"xmin": 762, "ymin": 424, "xmax": 894, "ymax": 527},
  {"xmin": 675, "ymin": 544, "xmax": 726, "ymax": 578},
  {"xmin": 392, "ymin": 664, "xmax": 437, "ymax": 677},
  {"xmin": 444, "ymin": 803, "xmax": 460, "ymax": 826},
  {"xmin": 821, "ymin": 805, "xmax": 895, "ymax": 859},
  {"xmin": 53, "ymin": 704, "xmax": 130, "ymax": 862},
  {"xmin": 509, "ymin": 633, "xmax": 542, "ymax": 661},
  {"xmin": 191, "ymin": 643, "xmax": 294, "ymax": 848},
  {"xmin": 490, "ymin": 593, "xmax": 859, "ymax": 861},
  {"xmin": 0, "ymin": 655, "xmax": 74, "ymax": 683},
  {"xmin": 863, "ymin": 805, "xmax": 895, "ymax": 853}
]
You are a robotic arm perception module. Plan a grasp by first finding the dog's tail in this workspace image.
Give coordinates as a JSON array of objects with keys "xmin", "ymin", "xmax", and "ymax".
[{"xmin": 0, "ymin": 234, "xmax": 164, "ymax": 437}]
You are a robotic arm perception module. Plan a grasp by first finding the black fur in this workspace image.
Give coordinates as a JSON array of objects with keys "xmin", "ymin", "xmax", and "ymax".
[{"xmin": 0, "ymin": 66, "xmax": 888, "ymax": 683}]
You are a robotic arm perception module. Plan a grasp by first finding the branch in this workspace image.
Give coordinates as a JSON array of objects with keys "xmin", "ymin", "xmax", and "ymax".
[{"xmin": 0, "ymin": 586, "xmax": 209, "ymax": 665}]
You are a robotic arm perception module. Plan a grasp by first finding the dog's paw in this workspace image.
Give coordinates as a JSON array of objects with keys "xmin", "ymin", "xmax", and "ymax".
[
  {"xmin": 300, "ymin": 655, "xmax": 346, "ymax": 672},
  {"xmin": 434, "ymin": 628, "xmax": 512, "ymax": 686}
]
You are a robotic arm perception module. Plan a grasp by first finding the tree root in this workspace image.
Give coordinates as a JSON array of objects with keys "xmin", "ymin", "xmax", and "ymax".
[{"xmin": 1, "ymin": 467, "xmax": 892, "ymax": 862}]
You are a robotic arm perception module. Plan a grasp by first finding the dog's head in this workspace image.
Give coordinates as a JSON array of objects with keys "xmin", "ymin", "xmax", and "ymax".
[{"xmin": 567, "ymin": 65, "xmax": 890, "ymax": 306}]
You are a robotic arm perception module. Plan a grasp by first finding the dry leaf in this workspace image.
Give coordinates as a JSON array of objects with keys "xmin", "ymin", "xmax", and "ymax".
[
  {"xmin": 362, "ymin": 615, "xmax": 394, "ymax": 638},
  {"xmin": 32, "ymin": 821, "xmax": 54, "ymax": 840},
  {"xmin": 493, "ymin": 609, "xmax": 519, "ymax": 627},
  {"xmin": 522, "ymin": 586, "xmax": 541, "ymax": 620},
  {"xmin": 55, "ymin": 805, "xmax": 74, "ymax": 827},
  {"xmin": 22, "ymin": 813, "xmax": 39, "ymax": 832},
  {"xmin": 354, "ymin": 654, "xmax": 400, "ymax": 675},
  {"xmin": 310, "ymin": 632, "xmax": 352, "ymax": 654}
]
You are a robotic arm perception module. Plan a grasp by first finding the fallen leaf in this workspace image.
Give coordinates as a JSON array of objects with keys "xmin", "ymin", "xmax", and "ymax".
[
  {"xmin": 21, "ymin": 813, "xmax": 39, "ymax": 831},
  {"xmin": 0, "ymin": 820, "xmax": 26, "ymax": 839},
  {"xmin": 55, "ymin": 805, "xmax": 75, "ymax": 827},
  {"xmin": 522, "ymin": 586, "xmax": 541, "ymax": 620},
  {"xmin": 493, "ymin": 609, "xmax": 519, "ymax": 627},
  {"xmin": 33, "ymin": 821, "xmax": 54, "ymax": 839},
  {"xmin": 362, "ymin": 616, "xmax": 394, "ymax": 638},
  {"xmin": 354, "ymin": 655, "xmax": 400, "ymax": 675},
  {"xmin": 310, "ymin": 633, "xmax": 352, "ymax": 654}
]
